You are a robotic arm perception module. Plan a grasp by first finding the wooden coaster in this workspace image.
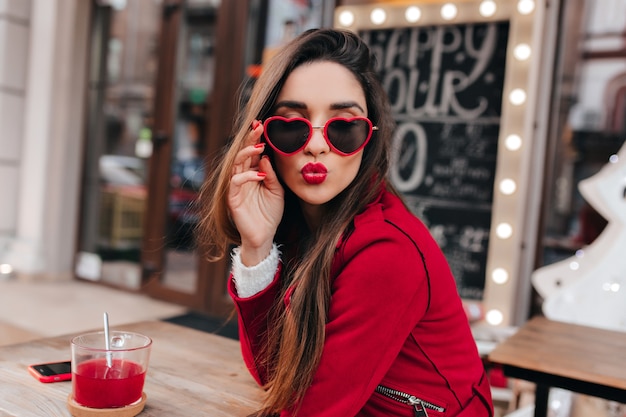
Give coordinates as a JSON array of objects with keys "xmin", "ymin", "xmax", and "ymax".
[{"xmin": 66, "ymin": 393, "xmax": 147, "ymax": 417}]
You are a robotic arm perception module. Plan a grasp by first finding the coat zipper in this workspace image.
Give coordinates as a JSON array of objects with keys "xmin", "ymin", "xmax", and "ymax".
[{"xmin": 375, "ymin": 385, "xmax": 446, "ymax": 417}]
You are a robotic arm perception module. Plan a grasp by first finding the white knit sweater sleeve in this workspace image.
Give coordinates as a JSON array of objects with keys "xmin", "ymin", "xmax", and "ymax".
[{"xmin": 231, "ymin": 244, "xmax": 281, "ymax": 298}]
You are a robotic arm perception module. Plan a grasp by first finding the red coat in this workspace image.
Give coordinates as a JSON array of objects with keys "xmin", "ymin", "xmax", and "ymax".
[{"xmin": 229, "ymin": 187, "xmax": 493, "ymax": 416}]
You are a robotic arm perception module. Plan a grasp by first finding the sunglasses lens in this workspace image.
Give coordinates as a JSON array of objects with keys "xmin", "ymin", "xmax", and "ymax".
[
  {"xmin": 327, "ymin": 119, "xmax": 371, "ymax": 154},
  {"xmin": 266, "ymin": 118, "xmax": 310, "ymax": 154}
]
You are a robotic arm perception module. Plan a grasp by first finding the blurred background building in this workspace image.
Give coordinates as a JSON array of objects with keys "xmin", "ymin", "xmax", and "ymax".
[{"xmin": 0, "ymin": 0, "xmax": 625, "ymax": 327}]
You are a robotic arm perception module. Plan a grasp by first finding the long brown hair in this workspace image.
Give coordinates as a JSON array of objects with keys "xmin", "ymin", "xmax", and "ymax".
[{"xmin": 197, "ymin": 28, "xmax": 396, "ymax": 415}]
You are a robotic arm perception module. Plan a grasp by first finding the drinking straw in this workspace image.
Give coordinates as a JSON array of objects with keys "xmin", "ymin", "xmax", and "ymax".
[{"xmin": 103, "ymin": 312, "xmax": 112, "ymax": 367}]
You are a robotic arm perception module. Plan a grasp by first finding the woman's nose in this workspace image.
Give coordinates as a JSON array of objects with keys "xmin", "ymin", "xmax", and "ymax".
[{"xmin": 304, "ymin": 126, "xmax": 330, "ymax": 155}]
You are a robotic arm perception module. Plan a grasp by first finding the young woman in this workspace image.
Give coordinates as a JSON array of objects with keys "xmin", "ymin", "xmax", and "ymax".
[{"xmin": 198, "ymin": 28, "xmax": 493, "ymax": 417}]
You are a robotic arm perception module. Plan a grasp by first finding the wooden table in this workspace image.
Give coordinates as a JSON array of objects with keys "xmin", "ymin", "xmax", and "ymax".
[
  {"xmin": 488, "ymin": 316, "xmax": 626, "ymax": 417},
  {"xmin": 0, "ymin": 321, "xmax": 263, "ymax": 416}
]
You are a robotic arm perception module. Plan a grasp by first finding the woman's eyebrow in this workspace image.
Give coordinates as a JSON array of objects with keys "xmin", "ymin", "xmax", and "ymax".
[
  {"xmin": 274, "ymin": 100, "xmax": 365, "ymax": 113},
  {"xmin": 274, "ymin": 100, "xmax": 307, "ymax": 111},
  {"xmin": 330, "ymin": 101, "xmax": 365, "ymax": 113}
]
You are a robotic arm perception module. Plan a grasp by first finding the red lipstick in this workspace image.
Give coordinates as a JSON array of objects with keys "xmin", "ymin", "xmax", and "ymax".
[{"xmin": 301, "ymin": 162, "xmax": 328, "ymax": 185}]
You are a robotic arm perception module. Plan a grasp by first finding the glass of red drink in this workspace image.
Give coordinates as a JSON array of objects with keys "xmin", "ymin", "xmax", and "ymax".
[{"xmin": 70, "ymin": 331, "xmax": 152, "ymax": 409}]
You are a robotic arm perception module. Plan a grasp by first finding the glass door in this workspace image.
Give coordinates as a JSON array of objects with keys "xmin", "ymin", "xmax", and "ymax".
[
  {"xmin": 161, "ymin": 2, "xmax": 218, "ymax": 295},
  {"xmin": 140, "ymin": 0, "xmax": 215, "ymax": 309},
  {"xmin": 76, "ymin": 0, "xmax": 161, "ymax": 289},
  {"xmin": 141, "ymin": 0, "xmax": 258, "ymax": 316}
]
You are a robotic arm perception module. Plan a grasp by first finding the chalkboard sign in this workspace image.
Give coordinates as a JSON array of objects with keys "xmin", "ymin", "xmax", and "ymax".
[{"xmin": 361, "ymin": 22, "xmax": 510, "ymax": 300}]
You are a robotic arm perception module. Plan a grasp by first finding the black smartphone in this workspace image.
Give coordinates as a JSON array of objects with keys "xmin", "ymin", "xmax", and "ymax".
[{"xmin": 28, "ymin": 360, "xmax": 72, "ymax": 383}]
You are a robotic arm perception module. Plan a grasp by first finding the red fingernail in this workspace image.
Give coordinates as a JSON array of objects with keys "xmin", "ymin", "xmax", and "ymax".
[
  {"xmin": 257, "ymin": 172, "xmax": 266, "ymax": 178},
  {"xmin": 254, "ymin": 143, "xmax": 265, "ymax": 148},
  {"xmin": 251, "ymin": 120, "xmax": 260, "ymax": 130}
]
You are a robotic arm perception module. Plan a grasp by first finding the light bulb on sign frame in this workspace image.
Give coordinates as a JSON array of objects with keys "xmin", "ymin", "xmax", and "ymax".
[
  {"xmin": 496, "ymin": 223, "xmax": 513, "ymax": 239},
  {"xmin": 509, "ymin": 88, "xmax": 527, "ymax": 105},
  {"xmin": 338, "ymin": 10, "xmax": 355, "ymax": 27},
  {"xmin": 486, "ymin": 309, "xmax": 504, "ymax": 325},
  {"xmin": 505, "ymin": 134, "xmax": 522, "ymax": 151},
  {"xmin": 479, "ymin": 0, "xmax": 497, "ymax": 17},
  {"xmin": 405, "ymin": 6, "xmax": 422, "ymax": 23},
  {"xmin": 517, "ymin": 0, "xmax": 535, "ymax": 14},
  {"xmin": 492, "ymin": 268, "xmax": 509, "ymax": 284},
  {"xmin": 499, "ymin": 179, "xmax": 517, "ymax": 195},
  {"xmin": 370, "ymin": 8, "xmax": 387, "ymax": 25},
  {"xmin": 514, "ymin": 44, "xmax": 532, "ymax": 60},
  {"xmin": 441, "ymin": 3, "xmax": 458, "ymax": 20}
]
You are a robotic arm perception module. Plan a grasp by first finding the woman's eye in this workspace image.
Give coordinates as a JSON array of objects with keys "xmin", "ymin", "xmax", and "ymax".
[{"xmin": 335, "ymin": 112, "xmax": 360, "ymax": 119}]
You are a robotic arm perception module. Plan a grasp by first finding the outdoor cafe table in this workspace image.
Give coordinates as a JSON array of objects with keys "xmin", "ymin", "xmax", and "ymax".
[
  {"xmin": 0, "ymin": 320, "xmax": 263, "ymax": 416},
  {"xmin": 488, "ymin": 316, "xmax": 626, "ymax": 417}
]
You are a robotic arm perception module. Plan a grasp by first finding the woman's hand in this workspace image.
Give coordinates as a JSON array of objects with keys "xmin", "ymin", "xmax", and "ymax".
[{"xmin": 229, "ymin": 120, "xmax": 284, "ymax": 266}]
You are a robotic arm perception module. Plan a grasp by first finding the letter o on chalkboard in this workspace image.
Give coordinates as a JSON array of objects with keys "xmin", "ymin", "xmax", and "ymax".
[{"xmin": 390, "ymin": 122, "xmax": 427, "ymax": 192}]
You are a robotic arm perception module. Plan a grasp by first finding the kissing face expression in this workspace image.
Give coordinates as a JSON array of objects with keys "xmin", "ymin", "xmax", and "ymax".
[{"xmin": 270, "ymin": 61, "xmax": 369, "ymax": 209}]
